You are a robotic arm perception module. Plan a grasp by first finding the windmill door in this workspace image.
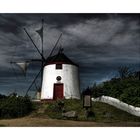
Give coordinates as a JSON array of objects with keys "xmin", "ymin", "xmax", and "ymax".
[{"xmin": 53, "ymin": 83, "xmax": 64, "ymax": 100}]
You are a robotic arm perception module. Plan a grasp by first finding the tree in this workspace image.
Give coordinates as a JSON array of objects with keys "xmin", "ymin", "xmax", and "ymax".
[
  {"xmin": 118, "ymin": 66, "xmax": 131, "ymax": 79},
  {"xmin": 134, "ymin": 71, "xmax": 140, "ymax": 80}
]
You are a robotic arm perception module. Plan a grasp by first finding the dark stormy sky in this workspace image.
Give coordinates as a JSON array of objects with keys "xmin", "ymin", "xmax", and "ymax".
[{"xmin": 0, "ymin": 14, "xmax": 140, "ymax": 96}]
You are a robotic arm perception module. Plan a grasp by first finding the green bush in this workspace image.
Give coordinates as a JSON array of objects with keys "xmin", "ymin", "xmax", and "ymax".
[
  {"xmin": 120, "ymin": 87, "xmax": 140, "ymax": 106},
  {"xmin": 90, "ymin": 77, "xmax": 140, "ymax": 107},
  {"xmin": 0, "ymin": 95, "xmax": 33, "ymax": 119}
]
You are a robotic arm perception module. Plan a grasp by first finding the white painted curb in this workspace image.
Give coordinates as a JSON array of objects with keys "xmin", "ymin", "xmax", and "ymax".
[{"xmin": 92, "ymin": 96, "xmax": 140, "ymax": 117}]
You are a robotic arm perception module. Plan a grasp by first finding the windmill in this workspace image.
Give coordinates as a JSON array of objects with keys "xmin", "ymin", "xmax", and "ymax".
[{"xmin": 10, "ymin": 19, "xmax": 80, "ymax": 100}]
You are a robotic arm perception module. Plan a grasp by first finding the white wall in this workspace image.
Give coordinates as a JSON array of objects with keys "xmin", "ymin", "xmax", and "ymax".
[
  {"xmin": 92, "ymin": 96, "xmax": 140, "ymax": 117},
  {"xmin": 41, "ymin": 64, "xmax": 80, "ymax": 99}
]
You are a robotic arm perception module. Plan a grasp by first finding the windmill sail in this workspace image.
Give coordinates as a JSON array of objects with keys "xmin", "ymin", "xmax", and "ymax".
[
  {"xmin": 16, "ymin": 62, "xmax": 30, "ymax": 75},
  {"xmin": 36, "ymin": 26, "xmax": 43, "ymax": 42}
]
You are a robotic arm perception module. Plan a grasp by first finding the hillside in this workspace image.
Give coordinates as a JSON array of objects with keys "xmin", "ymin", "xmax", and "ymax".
[
  {"xmin": 32, "ymin": 99, "xmax": 140, "ymax": 123},
  {"xmin": 0, "ymin": 100, "xmax": 140, "ymax": 126},
  {"xmin": 89, "ymin": 77, "xmax": 140, "ymax": 107}
]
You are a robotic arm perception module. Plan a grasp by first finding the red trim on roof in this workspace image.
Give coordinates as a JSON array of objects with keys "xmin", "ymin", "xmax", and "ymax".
[{"xmin": 45, "ymin": 61, "xmax": 79, "ymax": 66}]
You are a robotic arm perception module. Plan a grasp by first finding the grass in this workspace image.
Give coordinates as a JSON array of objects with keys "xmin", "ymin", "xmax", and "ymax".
[
  {"xmin": 36, "ymin": 99, "xmax": 140, "ymax": 122},
  {"xmin": 92, "ymin": 102, "xmax": 140, "ymax": 123}
]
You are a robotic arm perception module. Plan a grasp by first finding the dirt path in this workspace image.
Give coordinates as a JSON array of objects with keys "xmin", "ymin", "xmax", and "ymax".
[{"xmin": 0, "ymin": 116, "xmax": 140, "ymax": 127}]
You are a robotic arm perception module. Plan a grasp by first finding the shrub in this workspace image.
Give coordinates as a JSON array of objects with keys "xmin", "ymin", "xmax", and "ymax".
[
  {"xmin": 120, "ymin": 87, "xmax": 140, "ymax": 106},
  {"xmin": 0, "ymin": 95, "xmax": 33, "ymax": 119},
  {"xmin": 90, "ymin": 76, "xmax": 140, "ymax": 107}
]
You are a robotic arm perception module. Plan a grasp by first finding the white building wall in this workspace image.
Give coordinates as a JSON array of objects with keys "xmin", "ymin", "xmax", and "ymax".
[{"xmin": 41, "ymin": 64, "xmax": 80, "ymax": 99}]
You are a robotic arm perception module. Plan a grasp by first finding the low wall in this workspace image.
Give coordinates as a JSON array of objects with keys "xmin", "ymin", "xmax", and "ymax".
[{"xmin": 92, "ymin": 96, "xmax": 140, "ymax": 117}]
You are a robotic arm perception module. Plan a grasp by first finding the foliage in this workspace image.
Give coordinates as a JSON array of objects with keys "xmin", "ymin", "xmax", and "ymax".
[
  {"xmin": 0, "ymin": 94, "xmax": 6, "ymax": 99},
  {"xmin": 0, "ymin": 94, "xmax": 33, "ymax": 119},
  {"xmin": 118, "ymin": 66, "xmax": 132, "ymax": 79},
  {"xmin": 90, "ymin": 76, "xmax": 140, "ymax": 107},
  {"xmin": 120, "ymin": 87, "xmax": 140, "ymax": 106}
]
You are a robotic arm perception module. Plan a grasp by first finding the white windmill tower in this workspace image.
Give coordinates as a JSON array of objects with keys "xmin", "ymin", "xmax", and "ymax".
[
  {"xmin": 41, "ymin": 48, "xmax": 80, "ymax": 100},
  {"xmin": 11, "ymin": 19, "xmax": 80, "ymax": 100}
]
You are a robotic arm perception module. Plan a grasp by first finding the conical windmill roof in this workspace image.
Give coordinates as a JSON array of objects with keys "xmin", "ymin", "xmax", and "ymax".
[{"xmin": 45, "ymin": 52, "xmax": 78, "ymax": 66}]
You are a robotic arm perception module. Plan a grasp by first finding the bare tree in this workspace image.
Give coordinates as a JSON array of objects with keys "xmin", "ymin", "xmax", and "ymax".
[{"xmin": 118, "ymin": 66, "xmax": 131, "ymax": 79}]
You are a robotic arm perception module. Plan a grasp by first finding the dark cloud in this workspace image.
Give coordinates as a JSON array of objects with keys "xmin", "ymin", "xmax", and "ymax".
[{"xmin": 0, "ymin": 14, "xmax": 139, "ymax": 95}]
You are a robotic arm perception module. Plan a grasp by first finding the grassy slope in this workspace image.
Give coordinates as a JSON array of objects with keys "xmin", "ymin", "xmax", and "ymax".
[
  {"xmin": 0, "ymin": 100, "xmax": 140, "ymax": 126},
  {"xmin": 33, "ymin": 99, "xmax": 140, "ymax": 123}
]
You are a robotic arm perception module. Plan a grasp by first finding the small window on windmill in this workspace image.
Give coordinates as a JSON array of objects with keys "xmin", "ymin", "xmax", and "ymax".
[
  {"xmin": 56, "ymin": 76, "xmax": 62, "ymax": 81},
  {"xmin": 56, "ymin": 64, "xmax": 62, "ymax": 69}
]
